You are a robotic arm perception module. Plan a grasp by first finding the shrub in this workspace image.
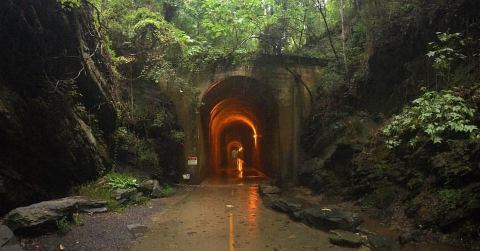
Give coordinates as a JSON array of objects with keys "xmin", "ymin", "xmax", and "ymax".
[
  {"xmin": 137, "ymin": 140, "xmax": 162, "ymax": 176},
  {"xmin": 56, "ymin": 216, "xmax": 71, "ymax": 234},
  {"xmin": 58, "ymin": 0, "xmax": 81, "ymax": 9},
  {"xmin": 106, "ymin": 172, "xmax": 139, "ymax": 189},
  {"xmin": 383, "ymin": 90, "xmax": 478, "ymax": 148}
]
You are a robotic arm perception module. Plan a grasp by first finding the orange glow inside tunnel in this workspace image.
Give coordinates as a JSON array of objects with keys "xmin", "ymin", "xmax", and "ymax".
[{"xmin": 209, "ymin": 99, "xmax": 262, "ymax": 170}]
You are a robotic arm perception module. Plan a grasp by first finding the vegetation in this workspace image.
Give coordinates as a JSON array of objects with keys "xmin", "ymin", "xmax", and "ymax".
[
  {"xmin": 383, "ymin": 90, "xmax": 478, "ymax": 148},
  {"xmin": 56, "ymin": 213, "xmax": 82, "ymax": 235},
  {"xmin": 74, "ymin": 181, "xmax": 123, "ymax": 211},
  {"xmin": 106, "ymin": 172, "xmax": 139, "ymax": 190},
  {"xmin": 15, "ymin": 0, "xmax": 479, "ymax": 246},
  {"xmin": 158, "ymin": 185, "xmax": 176, "ymax": 197}
]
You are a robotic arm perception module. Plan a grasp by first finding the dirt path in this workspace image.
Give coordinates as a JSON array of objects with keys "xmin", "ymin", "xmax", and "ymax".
[
  {"xmin": 20, "ymin": 168, "xmax": 460, "ymax": 251},
  {"xmin": 22, "ymin": 189, "xmax": 191, "ymax": 251},
  {"xmin": 133, "ymin": 174, "xmax": 368, "ymax": 251}
]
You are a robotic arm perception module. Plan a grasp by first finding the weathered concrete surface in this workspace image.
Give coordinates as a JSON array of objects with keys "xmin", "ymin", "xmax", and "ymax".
[
  {"xmin": 132, "ymin": 172, "xmax": 369, "ymax": 251},
  {"xmin": 175, "ymin": 56, "xmax": 326, "ymax": 185}
]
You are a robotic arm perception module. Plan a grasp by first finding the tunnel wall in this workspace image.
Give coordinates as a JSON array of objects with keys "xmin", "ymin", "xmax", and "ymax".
[{"xmin": 177, "ymin": 57, "xmax": 326, "ymax": 185}]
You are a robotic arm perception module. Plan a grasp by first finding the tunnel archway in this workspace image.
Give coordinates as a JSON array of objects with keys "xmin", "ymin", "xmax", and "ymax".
[{"xmin": 200, "ymin": 76, "xmax": 278, "ymax": 178}]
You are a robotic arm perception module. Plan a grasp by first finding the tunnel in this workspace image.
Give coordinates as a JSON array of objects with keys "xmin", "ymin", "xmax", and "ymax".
[{"xmin": 200, "ymin": 76, "xmax": 278, "ymax": 179}]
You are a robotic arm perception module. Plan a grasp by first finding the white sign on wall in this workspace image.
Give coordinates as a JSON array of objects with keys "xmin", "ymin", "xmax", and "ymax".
[{"xmin": 187, "ymin": 156, "xmax": 198, "ymax": 166}]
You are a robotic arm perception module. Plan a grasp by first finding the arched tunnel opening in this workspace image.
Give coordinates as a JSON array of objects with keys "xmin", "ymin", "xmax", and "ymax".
[{"xmin": 201, "ymin": 76, "xmax": 278, "ymax": 180}]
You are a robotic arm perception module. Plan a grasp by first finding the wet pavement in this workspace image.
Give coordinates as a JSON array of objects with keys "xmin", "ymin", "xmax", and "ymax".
[{"xmin": 133, "ymin": 168, "xmax": 366, "ymax": 251}]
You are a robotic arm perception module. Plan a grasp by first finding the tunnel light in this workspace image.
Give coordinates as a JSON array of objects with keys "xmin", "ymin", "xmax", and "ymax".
[
  {"xmin": 238, "ymin": 146, "xmax": 243, "ymax": 152},
  {"xmin": 253, "ymin": 134, "xmax": 258, "ymax": 147}
]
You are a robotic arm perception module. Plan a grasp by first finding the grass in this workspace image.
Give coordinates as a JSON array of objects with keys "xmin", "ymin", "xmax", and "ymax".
[
  {"xmin": 160, "ymin": 185, "xmax": 176, "ymax": 197},
  {"xmin": 73, "ymin": 172, "xmax": 151, "ymax": 212},
  {"xmin": 73, "ymin": 181, "xmax": 123, "ymax": 212},
  {"xmin": 55, "ymin": 213, "xmax": 81, "ymax": 235},
  {"xmin": 105, "ymin": 172, "xmax": 139, "ymax": 190}
]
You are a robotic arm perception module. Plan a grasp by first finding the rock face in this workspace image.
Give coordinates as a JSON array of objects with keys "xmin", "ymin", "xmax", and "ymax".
[
  {"xmin": 4, "ymin": 196, "xmax": 107, "ymax": 231},
  {"xmin": 300, "ymin": 207, "xmax": 363, "ymax": 231},
  {"xmin": 0, "ymin": 0, "xmax": 116, "ymax": 214}
]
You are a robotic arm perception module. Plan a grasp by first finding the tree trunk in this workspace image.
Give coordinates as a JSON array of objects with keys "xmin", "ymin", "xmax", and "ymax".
[
  {"xmin": 315, "ymin": 0, "xmax": 340, "ymax": 63},
  {"xmin": 340, "ymin": 0, "xmax": 349, "ymax": 75}
]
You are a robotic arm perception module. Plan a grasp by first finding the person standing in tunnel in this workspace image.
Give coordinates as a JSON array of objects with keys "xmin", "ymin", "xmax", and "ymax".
[{"xmin": 231, "ymin": 148, "xmax": 239, "ymax": 168}]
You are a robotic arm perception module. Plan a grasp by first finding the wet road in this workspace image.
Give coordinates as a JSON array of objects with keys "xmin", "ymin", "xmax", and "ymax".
[{"xmin": 133, "ymin": 169, "xmax": 366, "ymax": 251}]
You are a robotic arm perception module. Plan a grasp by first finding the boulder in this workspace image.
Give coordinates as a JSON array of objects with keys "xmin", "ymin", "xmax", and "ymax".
[
  {"xmin": 0, "ymin": 225, "xmax": 14, "ymax": 247},
  {"xmin": 368, "ymin": 235, "xmax": 400, "ymax": 251},
  {"xmin": 112, "ymin": 188, "xmax": 138, "ymax": 204},
  {"xmin": 263, "ymin": 194, "xmax": 302, "ymax": 216},
  {"xmin": 0, "ymin": 244, "xmax": 24, "ymax": 251},
  {"xmin": 4, "ymin": 196, "xmax": 107, "ymax": 231},
  {"xmin": 127, "ymin": 224, "xmax": 149, "ymax": 238},
  {"xmin": 81, "ymin": 207, "xmax": 108, "ymax": 214},
  {"xmin": 300, "ymin": 207, "xmax": 363, "ymax": 231},
  {"xmin": 150, "ymin": 186, "xmax": 163, "ymax": 198},
  {"xmin": 131, "ymin": 192, "xmax": 145, "ymax": 203},
  {"xmin": 328, "ymin": 230, "xmax": 364, "ymax": 248},
  {"xmin": 258, "ymin": 185, "xmax": 281, "ymax": 195},
  {"xmin": 139, "ymin": 180, "xmax": 160, "ymax": 195}
]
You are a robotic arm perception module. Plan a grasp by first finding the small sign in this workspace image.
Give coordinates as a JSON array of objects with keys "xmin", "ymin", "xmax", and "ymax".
[
  {"xmin": 182, "ymin": 174, "xmax": 191, "ymax": 180},
  {"xmin": 187, "ymin": 156, "xmax": 198, "ymax": 166}
]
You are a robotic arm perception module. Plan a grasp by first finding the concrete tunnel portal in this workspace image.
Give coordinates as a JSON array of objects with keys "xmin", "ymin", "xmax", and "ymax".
[{"xmin": 200, "ymin": 76, "xmax": 279, "ymax": 179}]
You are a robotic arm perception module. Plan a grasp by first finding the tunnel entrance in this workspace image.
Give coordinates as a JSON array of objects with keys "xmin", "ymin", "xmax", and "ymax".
[{"xmin": 200, "ymin": 76, "xmax": 278, "ymax": 181}]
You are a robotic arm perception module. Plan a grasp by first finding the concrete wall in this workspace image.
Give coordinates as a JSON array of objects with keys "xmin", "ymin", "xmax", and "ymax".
[{"xmin": 176, "ymin": 56, "xmax": 325, "ymax": 185}]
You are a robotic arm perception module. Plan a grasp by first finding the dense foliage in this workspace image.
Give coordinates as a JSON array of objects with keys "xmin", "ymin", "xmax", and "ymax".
[{"xmin": 383, "ymin": 90, "xmax": 478, "ymax": 148}]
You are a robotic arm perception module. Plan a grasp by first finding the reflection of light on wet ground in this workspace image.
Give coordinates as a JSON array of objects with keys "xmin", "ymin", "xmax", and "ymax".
[
  {"xmin": 236, "ymin": 158, "xmax": 245, "ymax": 178},
  {"xmin": 247, "ymin": 185, "xmax": 258, "ymax": 227},
  {"xmin": 203, "ymin": 168, "xmax": 268, "ymax": 186}
]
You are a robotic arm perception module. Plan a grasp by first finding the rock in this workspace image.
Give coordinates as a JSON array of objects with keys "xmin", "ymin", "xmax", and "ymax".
[
  {"xmin": 263, "ymin": 194, "xmax": 302, "ymax": 216},
  {"xmin": 139, "ymin": 180, "xmax": 160, "ymax": 195},
  {"xmin": 132, "ymin": 192, "xmax": 145, "ymax": 203},
  {"xmin": 4, "ymin": 196, "xmax": 107, "ymax": 231},
  {"xmin": 150, "ymin": 186, "xmax": 163, "ymax": 198},
  {"xmin": 300, "ymin": 207, "xmax": 363, "ymax": 231},
  {"xmin": 328, "ymin": 230, "xmax": 364, "ymax": 248},
  {"xmin": 259, "ymin": 185, "xmax": 281, "ymax": 195},
  {"xmin": 368, "ymin": 235, "xmax": 400, "ymax": 251},
  {"xmin": 291, "ymin": 211, "xmax": 303, "ymax": 221},
  {"xmin": 0, "ymin": 225, "xmax": 14, "ymax": 247},
  {"xmin": 0, "ymin": 244, "xmax": 25, "ymax": 251},
  {"xmin": 112, "ymin": 188, "xmax": 137, "ymax": 204},
  {"xmin": 127, "ymin": 224, "xmax": 149, "ymax": 238},
  {"xmin": 81, "ymin": 207, "xmax": 108, "ymax": 214}
]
